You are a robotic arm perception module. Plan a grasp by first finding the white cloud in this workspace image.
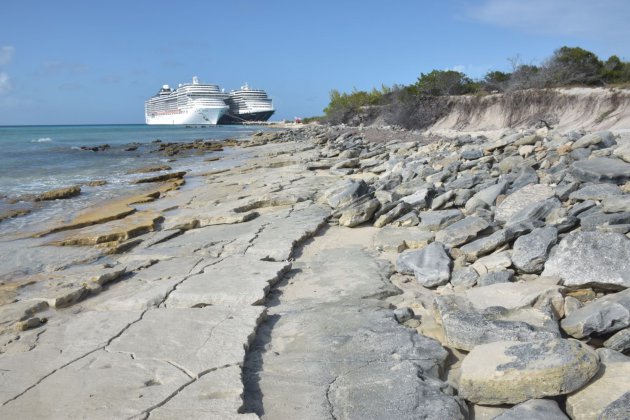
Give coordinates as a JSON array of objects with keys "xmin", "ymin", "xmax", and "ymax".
[
  {"xmin": 0, "ymin": 46, "xmax": 14, "ymax": 66},
  {"xmin": 468, "ymin": 0, "xmax": 630, "ymax": 38},
  {"xmin": 0, "ymin": 72, "xmax": 11, "ymax": 94}
]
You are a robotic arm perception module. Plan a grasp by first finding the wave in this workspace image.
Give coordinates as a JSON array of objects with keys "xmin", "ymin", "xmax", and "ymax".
[{"xmin": 31, "ymin": 137, "xmax": 53, "ymax": 143}]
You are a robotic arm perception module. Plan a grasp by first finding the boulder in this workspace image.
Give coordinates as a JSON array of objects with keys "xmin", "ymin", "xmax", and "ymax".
[
  {"xmin": 464, "ymin": 181, "xmax": 508, "ymax": 213},
  {"xmin": 323, "ymin": 179, "xmax": 368, "ymax": 209},
  {"xmin": 400, "ymin": 188, "xmax": 431, "ymax": 209},
  {"xmin": 602, "ymin": 195, "xmax": 630, "ymax": 213},
  {"xmin": 396, "ymin": 242, "xmax": 452, "ymax": 288},
  {"xmin": 373, "ymin": 202, "xmax": 411, "ymax": 228},
  {"xmin": 459, "ymin": 339, "xmax": 599, "ymax": 405},
  {"xmin": 542, "ymin": 231, "xmax": 630, "ymax": 290},
  {"xmin": 492, "ymin": 399, "xmax": 569, "ymax": 420},
  {"xmin": 434, "ymin": 294, "xmax": 560, "ymax": 351},
  {"xmin": 337, "ymin": 197, "xmax": 380, "ymax": 228},
  {"xmin": 495, "ymin": 184, "xmax": 555, "ymax": 225},
  {"xmin": 418, "ymin": 209, "xmax": 464, "ymax": 231},
  {"xmin": 613, "ymin": 142, "xmax": 630, "ymax": 163},
  {"xmin": 568, "ymin": 183, "xmax": 622, "ymax": 202},
  {"xmin": 571, "ymin": 157, "xmax": 630, "ymax": 184},
  {"xmin": 566, "ymin": 349, "xmax": 630, "ymax": 420},
  {"xmin": 560, "ymin": 288, "xmax": 630, "ymax": 339},
  {"xmin": 511, "ymin": 227, "xmax": 558, "ymax": 274},
  {"xmin": 603, "ymin": 328, "xmax": 630, "ymax": 353},
  {"xmin": 435, "ymin": 216, "xmax": 490, "ymax": 247},
  {"xmin": 572, "ymin": 131, "xmax": 615, "ymax": 150}
]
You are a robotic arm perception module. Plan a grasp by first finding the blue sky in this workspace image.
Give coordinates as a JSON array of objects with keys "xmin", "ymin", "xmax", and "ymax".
[{"xmin": 1, "ymin": 0, "xmax": 629, "ymax": 125}]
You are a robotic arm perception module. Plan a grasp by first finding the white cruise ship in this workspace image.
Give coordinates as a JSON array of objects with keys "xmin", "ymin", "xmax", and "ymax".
[
  {"xmin": 145, "ymin": 76, "xmax": 229, "ymax": 125},
  {"xmin": 219, "ymin": 83, "xmax": 275, "ymax": 124}
]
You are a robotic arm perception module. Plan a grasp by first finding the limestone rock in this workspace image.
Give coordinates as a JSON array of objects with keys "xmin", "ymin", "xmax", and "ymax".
[
  {"xmin": 511, "ymin": 227, "xmax": 558, "ymax": 273},
  {"xmin": 434, "ymin": 294, "xmax": 560, "ymax": 351},
  {"xmin": 542, "ymin": 231, "xmax": 630, "ymax": 290},
  {"xmin": 435, "ymin": 216, "xmax": 490, "ymax": 247},
  {"xmin": 571, "ymin": 157, "xmax": 630, "ymax": 184},
  {"xmin": 492, "ymin": 399, "xmax": 569, "ymax": 420},
  {"xmin": 464, "ymin": 181, "xmax": 507, "ymax": 213},
  {"xmin": 337, "ymin": 197, "xmax": 380, "ymax": 227},
  {"xmin": 566, "ymin": 349, "xmax": 630, "ymax": 420},
  {"xmin": 418, "ymin": 209, "xmax": 464, "ymax": 231},
  {"xmin": 33, "ymin": 185, "xmax": 81, "ymax": 201},
  {"xmin": 373, "ymin": 202, "xmax": 411, "ymax": 227},
  {"xmin": 603, "ymin": 328, "xmax": 630, "ymax": 353},
  {"xmin": 396, "ymin": 242, "xmax": 452, "ymax": 287},
  {"xmin": 133, "ymin": 171, "xmax": 187, "ymax": 183},
  {"xmin": 459, "ymin": 339, "xmax": 599, "ymax": 405},
  {"xmin": 560, "ymin": 288, "xmax": 630, "ymax": 338},
  {"xmin": 495, "ymin": 184, "xmax": 555, "ymax": 225},
  {"xmin": 323, "ymin": 179, "xmax": 368, "ymax": 209}
]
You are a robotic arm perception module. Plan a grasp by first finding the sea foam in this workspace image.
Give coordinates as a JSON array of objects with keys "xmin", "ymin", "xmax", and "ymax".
[{"xmin": 31, "ymin": 137, "xmax": 53, "ymax": 143}]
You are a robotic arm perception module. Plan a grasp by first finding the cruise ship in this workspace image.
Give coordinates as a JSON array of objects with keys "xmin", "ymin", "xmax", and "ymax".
[
  {"xmin": 145, "ymin": 76, "xmax": 229, "ymax": 125},
  {"xmin": 218, "ymin": 83, "xmax": 275, "ymax": 124}
]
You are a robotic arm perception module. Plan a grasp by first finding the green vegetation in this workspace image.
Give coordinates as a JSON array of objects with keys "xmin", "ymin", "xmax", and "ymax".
[{"xmin": 321, "ymin": 46, "xmax": 630, "ymax": 128}]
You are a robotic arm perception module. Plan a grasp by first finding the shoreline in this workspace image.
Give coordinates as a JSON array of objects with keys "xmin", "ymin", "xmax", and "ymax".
[{"xmin": 0, "ymin": 125, "xmax": 629, "ymax": 418}]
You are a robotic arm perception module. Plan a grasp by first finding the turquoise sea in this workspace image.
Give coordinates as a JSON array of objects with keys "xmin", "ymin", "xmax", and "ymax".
[{"xmin": 0, "ymin": 124, "xmax": 271, "ymax": 235}]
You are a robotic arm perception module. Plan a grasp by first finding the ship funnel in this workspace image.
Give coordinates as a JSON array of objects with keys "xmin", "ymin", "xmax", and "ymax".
[{"xmin": 192, "ymin": 76, "xmax": 199, "ymax": 85}]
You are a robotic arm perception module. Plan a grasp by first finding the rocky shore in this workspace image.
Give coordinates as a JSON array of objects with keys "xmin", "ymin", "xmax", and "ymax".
[{"xmin": 0, "ymin": 125, "xmax": 629, "ymax": 419}]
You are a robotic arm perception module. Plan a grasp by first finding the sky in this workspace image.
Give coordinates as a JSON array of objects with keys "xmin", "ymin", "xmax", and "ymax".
[{"xmin": 1, "ymin": 0, "xmax": 629, "ymax": 125}]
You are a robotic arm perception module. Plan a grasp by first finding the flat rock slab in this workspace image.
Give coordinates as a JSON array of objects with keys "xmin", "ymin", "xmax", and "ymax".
[
  {"xmin": 566, "ymin": 349, "xmax": 630, "ymax": 420},
  {"xmin": 459, "ymin": 339, "xmax": 599, "ymax": 405},
  {"xmin": 434, "ymin": 216, "xmax": 490, "ymax": 247},
  {"xmin": 108, "ymin": 306, "xmax": 265, "ymax": 377},
  {"xmin": 0, "ymin": 310, "xmax": 142, "ymax": 404},
  {"xmin": 542, "ymin": 231, "xmax": 630, "ymax": 290},
  {"xmin": 166, "ymin": 256, "xmax": 291, "ymax": 307},
  {"xmin": 434, "ymin": 294, "xmax": 560, "ymax": 351},
  {"xmin": 0, "ymin": 350, "xmax": 191, "ymax": 419},
  {"xmin": 561, "ymin": 288, "xmax": 630, "ymax": 338},
  {"xmin": 495, "ymin": 184, "xmax": 555, "ymax": 225},
  {"xmin": 571, "ymin": 157, "xmax": 630, "ymax": 184}
]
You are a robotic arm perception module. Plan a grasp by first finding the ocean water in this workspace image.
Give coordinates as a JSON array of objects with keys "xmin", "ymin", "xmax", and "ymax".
[{"xmin": 0, "ymin": 124, "xmax": 271, "ymax": 235}]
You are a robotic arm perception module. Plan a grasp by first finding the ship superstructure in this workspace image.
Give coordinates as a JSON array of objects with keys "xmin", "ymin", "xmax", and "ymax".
[
  {"xmin": 219, "ymin": 83, "xmax": 275, "ymax": 124},
  {"xmin": 145, "ymin": 76, "xmax": 229, "ymax": 125}
]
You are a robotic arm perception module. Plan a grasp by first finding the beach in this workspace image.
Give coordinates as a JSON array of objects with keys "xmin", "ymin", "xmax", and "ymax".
[{"xmin": 0, "ymin": 124, "xmax": 629, "ymax": 419}]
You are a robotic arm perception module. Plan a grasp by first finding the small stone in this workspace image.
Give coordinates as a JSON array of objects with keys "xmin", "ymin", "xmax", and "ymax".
[{"xmin": 394, "ymin": 307, "xmax": 414, "ymax": 323}]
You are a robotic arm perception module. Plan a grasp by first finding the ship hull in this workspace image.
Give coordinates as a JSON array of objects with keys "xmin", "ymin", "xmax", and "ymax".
[
  {"xmin": 146, "ymin": 106, "xmax": 229, "ymax": 125},
  {"xmin": 218, "ymin": 110, "xmax": 275, "ymax": 124}
]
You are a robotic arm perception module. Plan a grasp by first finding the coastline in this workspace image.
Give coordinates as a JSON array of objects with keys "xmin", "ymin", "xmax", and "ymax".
[{"xmin": 0, "ymin": 125, "xmax": 629, "ymax": 418}]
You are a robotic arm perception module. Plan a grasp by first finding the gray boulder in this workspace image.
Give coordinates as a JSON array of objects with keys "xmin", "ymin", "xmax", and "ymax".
[
  {"xmin": 337, "ymin": 197, "xmax": 380, "ymax": 228},
  {"xmin": 602, "ymin": 195, "xmax": 630, "ymax": 213},
  {"xmin": 569, "ymin": 183, "xmax": 622, "ymax": 202},
  {"xmin": 571, "ymin": 131, "xmax": 616, "ymax": 150},
  {"xmin": 418, "ymin": 209, "xmax": 464, "ymax": 231},
  {"xmin": 542, "ymin": 231, "xmax": 630, "ymax": 290},
  {"xmin": 492, "ymin": 399, "xmax": 569, "ymax": 420},
  {"xmin": 450, "ymin": 267, "xmax": 479, "ymax": 289},
  {"xmin": 464, "ymin": 181, "xmax": 508, "ymax": 213},
  {"xmin": 495, "ymin": 184, "xmax": 555, "ymax": 225},
  {"xmin": 561, "ymin": 288, "xmax": 630, "ymax": 339},
  {"xmin": 459, "ymin": 339, "xmax": 599, "ymax": 405},
  {"xmin": 324, "ymin": 179, "xmax": 368, "ymax": 208},
  {"xmin": 435, "ymin": 216, "xmax": 491, "ymax": 247},
  {"xmin": 571, "ymin": 157, "xmax": 630, "ymax": 184},
  {"xmin": 434, "ymin": 294, "xmax": 560, "ymax": 351},
  {"xmin": 396, "ymin": 242, "xmax": 452, "ymax": 288},
  {"xmin": 511, "ymin": 227, "xmax": 558, "ymax": 274}
]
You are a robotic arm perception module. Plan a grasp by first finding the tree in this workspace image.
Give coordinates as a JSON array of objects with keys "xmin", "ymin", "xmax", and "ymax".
[
  {"xmin": 414, "ymin": 70, "xmax": 478, "ymax": 96},
  {"xmin": 483, "ymin": 70, "xmax": 511, "ymax": 92},
  {"xmin": 544, "ymin": 46, "xmax": 603, "ymax": 86}
]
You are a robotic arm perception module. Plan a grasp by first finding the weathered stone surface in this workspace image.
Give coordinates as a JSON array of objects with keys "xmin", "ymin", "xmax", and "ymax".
[
  {"xmin": 603, "ymin": 327, "xmax": 630, "ymax": 352},
  {"xmin": 418, "ymin": 209, "xmax": 464, "ymax": 231},
  {"xmin": 599, "ymin": 391, "xmax": 630, "ymax": 420},
  {"xmin": 464, "ymin": 181, "xmax": 507, "ymax": 213},
  {"xmin": 450, "ymin": 267, "xmax": 479, "ymax": 289},
  {"xmin": 435, "ymin": 216, "xmax": 490, "ymax": 247},
  {"xmin": 542, "ymin": 231, "xmax": 630, "ymax": 290},
  {"xmin": 434, "ymin": 294, "xmax": 560, "ymax": 351},
  {"xmin": 571, "ymin": 157, "xmax": 630, "ymax": 184},
  {"xmin": 323, "ymin": 179, "xmax": 368, "ymax": 209},
  {"xmin": 495, "ymin": 184, "xmax": 555, "ymax": 225},
  {"xmin": 406, "ymin": 242, "xmax": 452, "ymax": 288},
  {"xmin": 602, "ymin": 194, "xmax": 630, "ymax": 213},
  {"xmin": 578, "ymin": 210, "xmax": 630, "ymax": 231},
  {"xmin": 572, "ymin": 131, "xmax": 615, "ymax": 150},
  {"xmin": 459, "ymin": 339, "xmax": 599, "ymax": 405},
  {"xmin": 33, "ymin": 185, "xmax": 81, "ymax": 201},
  {"xmin": 492, "ymin": 399, "xmax": 569, "ymax": 420},
  {"xmin": 561, "ymin": 288, "xmax": 630, "ymax": 338},
  {"xmin": 373, "ymin": 227, "xmax": 433, "ymax": 252},
  {"xmin": 477, "ymin": 269, "xmax": 514, "ymax": 286},
  {"xmin": 108, "ymin": 306, "xmax": 265, "ymax": 377},
  {"xmin": 337, "ymin": 197, "xmax": 380, "ymax": 227},
  {"xmin": 506, "ymin": 197, "xmax": 561, "ymax": 226},
  {"xmin": 569, "ymin": 183, "xmax": 622, "ymax": 202},
  {"xmin": 511, "ymin": 226, "xmax": 558, "ymax": 273},
  {"xmin": 566, "ymin": 349, "xmax": 630, "ymax": 420},
  {"xmin": 166, "ymin": 256, "xmax": 291, "ymax": 307}
]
